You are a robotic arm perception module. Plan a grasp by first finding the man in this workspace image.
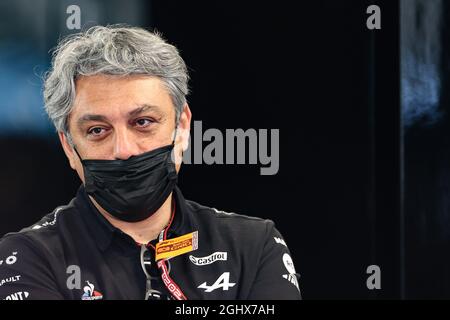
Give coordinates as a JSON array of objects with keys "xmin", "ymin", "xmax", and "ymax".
[{"xmin": 0, "ymin": 25, "xmax": 301, "ymax": 300}]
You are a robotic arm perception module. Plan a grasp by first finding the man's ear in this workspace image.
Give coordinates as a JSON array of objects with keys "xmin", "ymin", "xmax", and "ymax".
[
  {"xmin": 58, "ymin": 131, "xmax": 77, "ymax": 170},
  {"xmin": 177, "ymin": 104, "xmax": 192, "ymax": 152}
]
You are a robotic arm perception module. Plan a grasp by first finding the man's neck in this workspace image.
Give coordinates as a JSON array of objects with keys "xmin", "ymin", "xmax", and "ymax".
[{"xmin": 89, "ymin": 193, "xmax": 173, "ymax": 245}]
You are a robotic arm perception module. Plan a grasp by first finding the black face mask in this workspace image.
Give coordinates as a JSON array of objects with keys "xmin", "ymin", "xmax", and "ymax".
[{"xmin": 74, "ymin": 143, "xmax": 178, "ymax": 223}]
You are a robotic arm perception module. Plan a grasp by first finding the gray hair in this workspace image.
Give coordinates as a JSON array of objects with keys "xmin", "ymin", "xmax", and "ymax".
[{"xmin": 43, "ymin": 25, "xmax": 189, "ymax": 145}]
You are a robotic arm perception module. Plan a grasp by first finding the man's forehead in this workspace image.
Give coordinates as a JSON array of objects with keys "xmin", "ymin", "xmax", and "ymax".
[
  {"xmin": 73, "ymin": 75, "xmax": 171, "ymax": 108},
  {"xmin": 69, "ymin": 75, "xmax": 174, "ymax": 126}
]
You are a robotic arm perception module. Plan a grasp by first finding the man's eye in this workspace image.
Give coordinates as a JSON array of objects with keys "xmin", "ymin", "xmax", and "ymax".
[
  {"xmin": 87, "ymin": 127, "xmax": 105, "ymax": 136},
  {"xmin": 135, "ymin": 118, "xmax": 154, "ymax": 128}
]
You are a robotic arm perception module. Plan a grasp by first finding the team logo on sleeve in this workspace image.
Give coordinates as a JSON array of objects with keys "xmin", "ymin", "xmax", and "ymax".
[
  {"xmin": 281, "ymin": 254, "xmax": 300, "ymax": 291},
  {"xmin": 3, "ymin": 291, "xmax": 29, "ymax": 300},
  {"xmin": 274, "ymin": 237, "xmax": 287, "ymax": 247},
  {"xmin": 189, "ymin": 252, "xmax": 228, "ymax": 266},
  {"xmin": 283, "ymin": 253, "xmax": 296, "ymax": 274},
  {"xmin": 0, "ymin": 275, "xmax": 21, "ymax": 287},
  {"xmin": 81, "ymin": 281, "xmax": 103, "ymax": 300},
  {"xmin": 0, "ymin": 251, "xmax": 18, "ymax": 266}
]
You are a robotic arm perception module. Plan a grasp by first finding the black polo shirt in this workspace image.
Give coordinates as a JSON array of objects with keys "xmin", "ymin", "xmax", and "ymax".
[{"xmin": 0, "ymin": 185, "xmax": 301, "ymax": 300}]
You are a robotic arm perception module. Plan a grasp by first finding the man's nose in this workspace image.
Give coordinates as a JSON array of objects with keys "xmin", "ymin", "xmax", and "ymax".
[{"xmin": 112, "ymin": 129, "xmax": 139, "ymax": 160}]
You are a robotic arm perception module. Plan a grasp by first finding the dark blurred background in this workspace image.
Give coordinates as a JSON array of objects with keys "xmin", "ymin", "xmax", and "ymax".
[
  {"xmin": 1, "ymin": 0, "xmax": 443, "ymax": 299},
  {"xmin": 402, "ymin": 0, "xmax": 450, "ymax": 299}
]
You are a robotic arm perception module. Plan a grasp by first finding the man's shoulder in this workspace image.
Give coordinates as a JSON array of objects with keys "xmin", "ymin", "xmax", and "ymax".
[
  {"xmin": 0, "ymin": 199, "xmax": 78, "ymax": 251},
  {"xmin": 185, "ymin": 199, "xmax": 275, "ymax": 237}
]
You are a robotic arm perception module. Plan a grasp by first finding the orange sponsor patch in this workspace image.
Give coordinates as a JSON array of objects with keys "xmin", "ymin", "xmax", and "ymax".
[{"xmin": 155, "ymin": 231, "xmax": 198, "ymax": 261}]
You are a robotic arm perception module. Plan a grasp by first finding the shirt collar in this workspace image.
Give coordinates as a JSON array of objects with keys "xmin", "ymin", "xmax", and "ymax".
[{"xmin": 74, "ymin": 184, "xmax": 197, "ymax": 252}]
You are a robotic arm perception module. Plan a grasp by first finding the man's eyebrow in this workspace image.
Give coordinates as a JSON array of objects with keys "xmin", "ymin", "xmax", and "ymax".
[
  {"xmin": 77, "ymin": 114, "xmax": 110, "ymax": 128},
  {"xmin": 76, "ymin": 104, "xmax": 163, "ymax": 128},
  {"xmin": 128, "ymin": 104, "xmax": 163, "ymax": 117}
]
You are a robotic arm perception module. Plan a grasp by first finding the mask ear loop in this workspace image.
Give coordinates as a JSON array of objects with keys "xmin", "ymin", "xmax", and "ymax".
[
  {"xmin": 73, "ymin": 146, "xmax": 83, "ymax": 161},
  {"xmin": 171, "ymin": 120, "xmax": 183, "ymax": 164},
  {"xmin": 172, "ymin": 117, "xmax": 186, "ymax": 162},
  {"xmin": 172, "ymin": 118, "xmax": 180, "ymax": 145}
]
